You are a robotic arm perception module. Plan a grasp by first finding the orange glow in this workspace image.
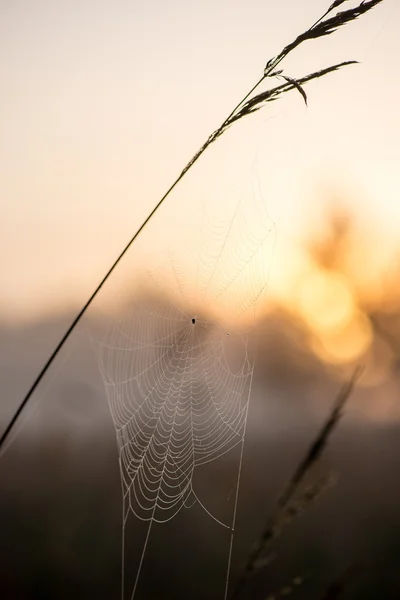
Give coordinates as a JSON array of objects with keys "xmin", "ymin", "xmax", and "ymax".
[
  {"xmin": 311, "ymin": 311, "xmax": 372, "ymax": 365},
  {"xmin": 296, "ymin": 270, "xmax": 355, "ymax": 334}
]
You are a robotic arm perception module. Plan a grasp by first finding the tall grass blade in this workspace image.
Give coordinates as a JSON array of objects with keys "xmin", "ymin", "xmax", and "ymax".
[
  {"xmin": 0, "ymin": 0, "xmax": 385, "ymax": 453},
  {"xmin": 229, "ymin": 366, "xmax": 363, "ymax": 599}
]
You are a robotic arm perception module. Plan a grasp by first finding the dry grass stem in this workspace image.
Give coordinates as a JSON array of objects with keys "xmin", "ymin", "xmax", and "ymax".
[{"xmin": 229, "ymin": 366, "xmax": 363, "ymax": 599}]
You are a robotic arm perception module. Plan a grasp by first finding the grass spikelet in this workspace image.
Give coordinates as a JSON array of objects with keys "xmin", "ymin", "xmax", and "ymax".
[
  {"xmin": 229, "ymin": 367, "xmax": 363, "ymax": 599},
  {"xmin": 278, "ymin": 366, "xmax": 363, "ymax": 510},
  {"xmin": 265, "ymin": 0, "xmax": 385, "ymax": 74}
]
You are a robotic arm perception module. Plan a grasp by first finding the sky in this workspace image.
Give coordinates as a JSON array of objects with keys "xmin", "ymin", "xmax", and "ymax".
[{"xmin": 1, "ymin": 0, "xmax": 400, "ymax": 322}]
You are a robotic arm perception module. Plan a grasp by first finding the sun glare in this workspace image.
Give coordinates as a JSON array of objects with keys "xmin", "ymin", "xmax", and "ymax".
[
  {"xmin": 312, "ymin": 311, "xmax": 373, "ymax": 365},
  {"xmin": 296, "ymin": 270, "xmax": 355, "ymax": 334}
]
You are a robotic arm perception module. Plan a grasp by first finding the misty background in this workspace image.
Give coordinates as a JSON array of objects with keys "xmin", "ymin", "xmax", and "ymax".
[{"xmin": 2, "ymin": 1, "xmax": 400, "ymax": 599}]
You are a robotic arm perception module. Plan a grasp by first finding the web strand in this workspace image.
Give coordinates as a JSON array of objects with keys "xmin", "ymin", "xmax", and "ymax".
[{"xmin": 93, "ymin": 185, "xmax": 275, "ymax": 599}]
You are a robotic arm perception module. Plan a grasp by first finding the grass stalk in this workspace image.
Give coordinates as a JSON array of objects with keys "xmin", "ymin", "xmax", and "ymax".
[
  {"xmin": 0, "ymin": 0, "xmax": 385, "ymax": 452},
  {"xmin": 229, "ymin": 366, "xmax": 364, "ymax": 599}
]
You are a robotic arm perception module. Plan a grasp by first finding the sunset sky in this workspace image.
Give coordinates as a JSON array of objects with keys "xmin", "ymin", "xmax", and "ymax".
[
  {"xmin": 3, "ymin": 8, "xmax": 400, "ymax": 600},
  {"xmin": 1, "ymin": 0, "xmax": 400, "ymax": 322}
]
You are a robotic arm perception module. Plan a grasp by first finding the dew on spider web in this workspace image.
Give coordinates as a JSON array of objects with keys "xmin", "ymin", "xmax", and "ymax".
[{"xmin": 91, "ymin": 174, "xmax": 276, "ymax": 600}]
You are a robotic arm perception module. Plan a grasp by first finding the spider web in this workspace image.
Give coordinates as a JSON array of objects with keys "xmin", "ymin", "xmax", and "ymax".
[{"xmin": 93, "ymin": 178, "xmax": 276, "ymax": 600}]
